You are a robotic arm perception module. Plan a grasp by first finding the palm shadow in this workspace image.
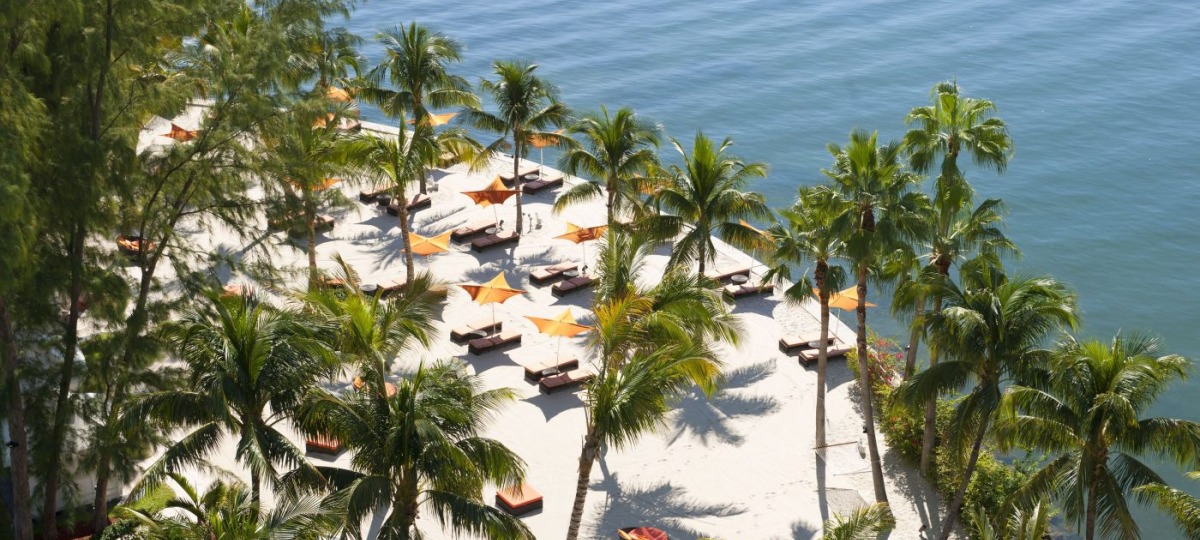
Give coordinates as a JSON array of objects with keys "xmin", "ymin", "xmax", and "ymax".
[
  {"xmin": 524, "ymin": 385, "xmax": 585, "ymax": 422},
  {"xmin": 667, "ymin": 361, "xmax": 780, "ymax": 447},
  {"xmin": 590, "ymin": 473, "xmax": 746, "ymax": 540}
]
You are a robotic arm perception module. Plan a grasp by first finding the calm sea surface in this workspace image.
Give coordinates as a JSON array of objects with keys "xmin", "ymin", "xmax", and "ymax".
[{"xmin": 340, "ymin": 0, "xmax": 1200, "ymax": 535}]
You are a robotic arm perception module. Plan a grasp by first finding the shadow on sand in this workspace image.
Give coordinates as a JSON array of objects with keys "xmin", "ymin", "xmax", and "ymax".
[
  {"xmin": 668, "ymin": 361, "xmax": 780, "ymax": 447},
  {"xmin": 590, "ymin": 472, "xmax": 746, "ymax": 540}
]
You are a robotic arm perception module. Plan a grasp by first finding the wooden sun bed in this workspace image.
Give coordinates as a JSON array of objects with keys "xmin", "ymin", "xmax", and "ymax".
[
  {"xmin": 375, "ymin": 277, "xmax": 405, "ymax": 298},
  {"xmin": 499, "ymin": 164, "xmax": 540, "ymax": 185},
  {"xmin": 539, "ymin": 369, "xmax": 595, "ymax": 394},
  {"xmin": 451, "ymin": 318, "xmax": 503, "ymax": 343},
  {"xmin": 451, "ymin": 217, "xmax": 498, "ymax": 243},
  {"xmin": 704, "ymin": 265, "xmax": 752, "ymax": 284},
  {"xmin": 468, "ymin": 330, "xmax": 523, "ymax": 355},
  {"xmin": 471, "ymin": 230, "xmax": 520, "ymax": 252},
  {"xmin": 725, "ymin": 281, "xmax": 774, "ymax": 299},
  {"xmin": 522, "ymin": 171, "xmax": 565, "ymax": 194},
  {"xmin": 386, "ymin": 193, "xmax": 432, "ymax": 215},
  {"xmin": 267, "ymin": 213, "xmax": 334, "ymax": 234},
  {"xmin": 359, "ymin": 185, "xmax": 390, "ymax": 202},
  {"xmin": 315, "ymin": 276, "xmax": 346, "ymax": 289},
  {"xmin": 116, "ymin": 235, "xmax": 155, "ymax": 257},
  {"xmin": 337, "ymin": 116, "xmax": 362, "ymax": 133},
  {"xmin": 552, "ymin": 274, "xmax": 595, "ymax": 297},
  {"xmin": 495, "ymin": 483, "xmax": 543, "ymax": 516},
  {"xmin": 521, "ymin": 356, "xmax": 580, "ymax": 382},
  {"xmin": 304, "ymin": 434, "xmax": 343, "ymax": 456},
  {"xmin": 778, "ymin": 333, "xmax": 836, "ymax": 355},
  {"xmin": 798, "ymin": 341, "xmax": 853, "ymax": 367},
  {"xmin": 530, "ymin": 262, "xmax": 578, "ymax": 285}
]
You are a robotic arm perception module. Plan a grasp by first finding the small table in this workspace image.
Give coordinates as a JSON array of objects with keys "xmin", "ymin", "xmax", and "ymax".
[
  {"xmin": 467, "ymin": 330, "xmax": 490, "ymax": 341},
  {"xmin": 361, "ymin": 284, "xmax": 378, "ymax": 295},
  {"xmin": 563, "ymin": 269, "xmax": 581, "ymax": 278},
  {"xmin": 808, "ymin": 341, "xmax": 825, "ymax": 349},
  {"xmin": 540, "ymin": 367, "xmax": 561, "ymax": 378},
  {"xmin": 523, "ymin": 173, "xmax": 541, "ymax": 182},
  {"xmin": 485, "ymin": 227, "xmax": 499, "ymax": 235},
  {"xmin": 730, "ymin": 274, "xmax": 750, "ymax": 285}
]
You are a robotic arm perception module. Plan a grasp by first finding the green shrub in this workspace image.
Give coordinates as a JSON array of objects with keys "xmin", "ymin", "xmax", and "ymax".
[{"xmin": 97, "ymin": 519, "xmax": 146, "ymax": 540}]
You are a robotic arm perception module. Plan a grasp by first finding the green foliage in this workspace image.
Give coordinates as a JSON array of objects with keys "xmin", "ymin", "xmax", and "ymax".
[
  {"xmin": 118, "ymin": 484, "xmax": 175, "ymax": 516},
  {"xmin": 822, "ymin": 502, "xmax": 895, "ymax": 540},
  {"xmin": 96, "ymin": 519, "xmax": 147, "ymax": 540}
]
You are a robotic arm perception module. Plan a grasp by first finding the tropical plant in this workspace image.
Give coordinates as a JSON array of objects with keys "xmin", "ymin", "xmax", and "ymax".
[
  {"xmin": 821, "ymin": 502, "xmax": 895, "ymax": 540},
  {"xmin": 463, "ymin": 60, "xmax": 570, "ymax": 235},
  {"xmin": 903, "ymin": 79, "xmax": 1013, "ymax": 188},
  {"xmin": 763, "ymin": 186, "xmax": 847, "ymax": 449},
  {"xmin": 965, "ymin": 500, "xmax": 1054, "ymax": 540},
  {"xmin": 565, "ymin": 228, "xmax": 738, "ymax": 540},
  {"xmin": 824, "ymin": 128, "xmax": 929, "ymax": 503},
  {"xmin": 994, "ymin": 333, "xmax": 1200, "ymax": 540},
  {"xmin": 894, "ymin": 261, "xmax": 1078, "ymax": 540},
  {"xmin": 286, "ymin": 27, "xmax": 362, "ymax": 91},
  {"xmin": 644, "ymin": 132, "xmax": 770, "ymax": 276},
  {"xmin": 292, "ymin": 360, "xmax": 533, "ymax": 540},
  {"xmin": 1134, "ymin": 472, "xmax": 1200, "ymax": 539},
  {"xmin": 553, "ymin": 105, "xmax": 661, "ymax": 224},
  {"xmin": 124, "ymin": 294, "xmax": 332, "ymax": 501},
  {"xmin": 358, "ymin": 22, "xmax": 479, "ymax": 194}
]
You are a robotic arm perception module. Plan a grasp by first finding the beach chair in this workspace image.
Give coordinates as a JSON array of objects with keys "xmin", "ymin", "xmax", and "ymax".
[
  {"xmin": 313, "ymin": 214, "xmax": 335, "ymax": 232},
  {"xmin": 468, "ymin": 330, "xmax": 523, "ymax": 355},
  {"xmin": 725, "ymin": 281, "xmax": 773, "ymax": 299},
  {"xmin": 495, "ymin": 482, "xmax": 543, "ymax": 516},
  {"xmin": 551, "ymin": 274, "xmax": 595, "ymax": 297},
  {"xmin": 359, "ymin": 185, "xmax": 390, "ymax": 203},
  {"xmin": 451, "ymin": 217, "xmax": 498, "ymax": 243},
  {"xmin": 471, "ymin": 230, "xmax": 520, "ymax": 252},
  {"xmin": 336, "ymin": 116, "xmax": 361, "ymax": 133},
  {"xmin": 798, "ymin": 340, "xmax": 853, "ymax": 367},
  {"xmin": 521, "ymin": 356, "xmax": 580, "ymax": 382},
  {"xmin": 704, "ymin": 264, "xmax": 752, "ymax": 284},
  {"xmin": 539, "ymin": 369, "xmax": 595, "ymax": 394},
  {"xmin": 375, "ymin": 277, "xmax": 405, "ymax": 298},
  {"xmin": 304, "ymin": 434, "xmax": 343, "ymax": 456},
  {"xmin": 778, "ymin": 332, "xmax": 836, "ymax": 355},
  {"xmin": 529, "ymin": 262, "xmax": 579, "ymax": 285},
  {"xmin": 386, "ymin": 193, "xmax": 432, "ymax": 216},
  {"xmin": 522, "ymin": 170, "xmax": 565, "ymax": 194},
  {"xmin": 450, "ymin": 318, "xmax": 503, "ymax": 343},
  {"xmin": 116, "ymin": 235, "xmax": 154, "ymax": 257},
  {"xmin": 315, "ymin": 276, "xmax": 346, "ymax": 289},
  {"xmin": 499, "ymin": 164, "xmax": 540, "ymax": 186}
]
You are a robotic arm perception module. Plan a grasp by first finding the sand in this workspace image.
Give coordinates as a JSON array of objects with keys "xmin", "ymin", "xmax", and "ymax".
[{"xmin": 124, "ymin": 117, "xmax": 945, "ymax": 539}]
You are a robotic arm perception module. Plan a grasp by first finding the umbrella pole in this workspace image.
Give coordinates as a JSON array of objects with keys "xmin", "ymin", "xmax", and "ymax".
[{"xmin": 492, "ymin": 304, "xmax": 497, "ymax": 330}]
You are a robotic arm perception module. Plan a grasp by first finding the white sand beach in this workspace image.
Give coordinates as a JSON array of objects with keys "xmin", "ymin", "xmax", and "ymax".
[{"xmin": 129, "ymin": 116, "xmax": 944, "ymax": 539}]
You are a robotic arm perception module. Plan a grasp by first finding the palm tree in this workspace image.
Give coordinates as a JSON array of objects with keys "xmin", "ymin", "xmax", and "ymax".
[
  {"xmin": 763, "ymin": 186, "xmax": 847, "ymax": 449},
  {"xmin": 895, "ymin": 262, "xmax": 1078, "ymax": 540},
  {"xmin": 293, "ymin": 360, "xmax": 533, "ymax": 540},
  {"xmin": 964, "ymin": 500, "xmax": 1054, "ymax": 540},
  {"xmin": 645, "ymin": 132, "xmax": 770, "ymax": 276},
  {"xmin": 124, "ymin": 474, "xmax": 331, "ymax": 540},
  {"xmin": 553, "ymin": 105, "xmax": 660, "ymax": 224},
  {"xmin": 824, "ymin": 129, "xmax": 928, "ymax": 503},
  {"xmin": 358, "ymin": 22, "xmax": 479, "ymax": 194},
  {"xmin": 286, "ymin": 27, "xmax": 361, "ymax": 91},
  {"xmin": 993, "ymin": 333, "xmax": 1200, "ymax": 540},
  {"xmin": 124, "ymin": 294, "xmax": 332, "ymax": 501},
  {"xmin": 463, "ymin": 60, "xmax": 569, "ymax": 235},
  {"xmin": 1134, "ymin": 472, "xmax": 1200, "ymax": 539},
  {"xmin": 564, "ymin": 229, "xmax": 738, "ymax": 540},
  {"xmin": 902, "ymin": 79, "xmax": 1013, "ymax": 189},
  {"xmin": 821, "ymin": 502, "xmax": 895, "ymax": 540}
]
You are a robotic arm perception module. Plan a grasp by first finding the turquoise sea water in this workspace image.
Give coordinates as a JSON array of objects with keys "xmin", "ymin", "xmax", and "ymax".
[{"xmin": 341, "ymin": 0, "xmax": 1200, "ymax": 536}]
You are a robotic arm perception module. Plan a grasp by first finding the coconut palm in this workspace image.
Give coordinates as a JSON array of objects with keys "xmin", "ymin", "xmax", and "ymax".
[
  {"xmin": 124, "ymin": 474, "xmax": 331, "ymax": 540},
  {"xmin": 124, "ymin": 294, "xmax": 332, "ymax": 501},
  {"xmin": 763, "ymin": 186, "xmax": 847, "ymax": 449},
  {"xmin": 965, "ymin": 500, "xmax": 1055, "ymax": 540},
  {"xmin": 821, "ymin": 502, "xmax": 895, "ymax": 540},
  {"xmin": 358, "ymin": 22, "xmax": 479, "ymax": 194},
  {"xmin": 462, "ymin": 60, "xmax": 569, "ymax": 235},
  {"xmin": 993, "ymin": 333, "xmax": 1200, "ymax": 540},
  {"xmin": 564, "ymin": 229, "xmax": 738, "ymax": 540},
  {"xmin": 553, "ymin": 105, "xmax": 661, "ymax": 224},
  {"xmin": 824, "ymin": 129, "xmax": 929, "ymax": 503},
  {"xmin": 645, "ymin": 132, "xmax": 770, "ymax": 276},
  {"xmin": 895, "ymin": 261, "xmax": 1078, "ymax": 540},
  {"xmin": 293, "ymin": 360, "xmax": 532, "ymax": 540},
  {"xmin": 903, "ymin": 79, "xmax": 1013, "ymax": 188},
  {"xmin": 1134, "ymin": 472, "xmax": 1200, "ymax": 539},
  {"xmin": 286, "ymin": 27, "xmax": 362, "ymax": 91}
]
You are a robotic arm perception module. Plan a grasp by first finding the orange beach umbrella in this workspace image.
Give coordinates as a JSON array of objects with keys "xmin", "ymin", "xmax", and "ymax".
[
  {"xmin": 556, "ymin": 222, "xmax": 607, "ymax": 267},
  {"xmin": 462, "ymin": 176, "xmax": 521, "ymax": 229},
  {"xmin": 408, "ymin": 230, "xmax": 453, "ymax": 257},
  {"xmin": 457, "ymin": 272, "xmax": 525, "ymax": 326},
  {"xmin": 326, "ymin": 86, "xmax": 352, "ymax": 102},
  {"xmin": 525, "ymin": 308, "xmax": 591, "ymax": 357},
  {"xmin": 407, "ymin": 112, "xmax": 457, "ymax": 127},
  {"xmin": 164, "ymin": 123, "xmax": 197, "ymax": 142},
  {"xmin": 814, "ymin": 286, "xmax": 874, "ymax": 340},
  {"xmin": 529, "ymin": 129, "xmax": 564, "ymax": 177}
]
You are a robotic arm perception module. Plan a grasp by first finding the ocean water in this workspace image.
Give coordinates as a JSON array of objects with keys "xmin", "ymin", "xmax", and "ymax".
[{"xmin": 339, "ymin": 0, "xmax": 1200, "ymax": 536}]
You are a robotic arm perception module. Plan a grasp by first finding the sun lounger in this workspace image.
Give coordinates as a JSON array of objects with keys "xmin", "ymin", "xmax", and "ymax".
[
  {"xmin": 451, "ymin": 318, "xmax": 503, "ymax": 343},
  {"xmin": 530, "ymin": 262, "xmax": 579, "ymax": 285},
  {"xmin": 552, "ymin": 274, "xmax": 595, "ymax": 297},
  {"xmin": 471, "ymin": 230, "xmax": 520, "ymax": 252},
  {"xmin": 359, "ymin": 185, "xmax": 390, "ymax": 202},
  {"xmin": 468, "ymin": 330, "xmax": 523, "ymax": 355},
  {"xmin": 116, "ymin": 235, "xmax": 154, "ymax": 257},
  {"xmin": 725, "ymin": 281, "xmax": 773, "ymax": 299},
  {"xmin": 375, "ymin": 277, "xmax": 405, "ymax": 298},
  {"xmin": 522, "ymin": 170, "xmax": 565, "ymax": 194},
  {"xmin": 539, "ymin": 369, "xmax": 595, "ymax": 394},
  {"xmin": 315, "ymin": 276, "xmax": 346, "ymax": 289},
  {"xmin": 704, "ymin": 265, "xmax": 752, "ymax": 284},
  {"xmin": 778, "ymin": 332, "xmax": 836, "ymax": 355},
  {"xmin": 314, "ymin": 214, "xmax": 335, "ymax": 232},
  {"xmin": 451, "ymin": 217, "xmax": 498, "ymax": 243},
  {"xmin": 305, "ymin": 434, "xmax": 343, "ymax": 456},
  {"xmin": 386, "ymin": 193, "xmax": 432, "ymax": 215},
  {"xmin": 336, "ymin": 116, "xmax": 361, "ymax": 133},
  {"xmin": 499, "ymin": 164, "xmax": 540, "ymax": 185},
  {"xmin": 495, "ymin": 482, "xmax": 543, "ymax": 516},
  {"xmin": 521, "ymin": 356, "xmax": 580, "ymax": 382},
  {"xmin": 798, "ymin": 341, "xmax": 853, "ymax": 367},
  {"xmin": 269, "ymin": 213, "xmax": 334, "ymax": 234}
]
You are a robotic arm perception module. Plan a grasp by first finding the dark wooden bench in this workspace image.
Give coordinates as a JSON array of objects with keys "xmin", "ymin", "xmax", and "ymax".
[
  {"xmin": 704, "ymin": 265, "xmax": 751, "ymax": 284},
  {"xmin": 539, "ymin": 370, "xmax": 595, "ymax": 394},
  {"xmin": 471, "ymin": 230, "xmax": 520, "ymax": 252},
  {"xmin": 451, "ymin": 217, "xmax": 498, "ymax": 243},
  {"xmin": 522, "ymin": 357, "xmax": 580, "ymax": 382},
  {"xmin": 799, "ymin": 342, "xmax": 853, "ymax": 367},
  {"xmin": 498, "ymin": 164, "xmax": 540, "ymax": 186},
  {"xmin": 778, "ymin": 333, "xmax": 836, "ymax": 355},
  {"xmin": 386, "ymin": 193, "xmax": 432, "ymax": 215},
  {"xmin": 530, "ymin": 262, "xmax": 578, "ymax": 285},
  {"xmin": 467, "ymin": 330, "xmax": 523, "ymax": 355},
  {"xmin": 551, "ymin": 274, "xmax": 595, "ymax": 297},
  {"xmin": 522, "ymin": 171, "xmax": 564, "ymax": 194},
  {"xmin": 495, "ymin": 483, "xmax": 543, "ymax": 516},
  {"xmin": 725, "ymin": 281, "xmax": 774, "ymax": 299},
  {"xmin": 359, "ymin": 185, "xmax": 390, "ymax": 202},
  {"xmin": 450, "ymin": 318, "xmax": 503, "ymax": 343}
]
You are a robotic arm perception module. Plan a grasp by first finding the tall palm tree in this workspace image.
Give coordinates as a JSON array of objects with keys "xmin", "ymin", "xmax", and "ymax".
[
  {"xmin": 293, "ymin": 360, "xmax": 533, "ymax": 540},
  {"xmin": 1134, "ymin": 472, "xmax": 1200, "ymax": 539},
  {"xmin": 903, "ymin": 79, "xmax": 1013, "ymax": 189},
  {"xmin": 895, "ymin": 262, "xmax": 1078, "ymax": 540},
  {"xmin": 463, "ymin": 60, "xmax": 569, "ymax": 235},
  {"xmin": 821, "ymin": 502, "xmax": 895, "ymax": 540},
  {"xmin": 564, "ymin": 229, "xmax": 738, "ymax": 540},
  {"xmin": 553, "ymin": 105, "xmax": 661, "ymax": 224},
  {"xmin": 646, "ymin": 132, "xmax": 770, "ymax": 276},
  {"xmin": 824, "ymin": 129, "xmax": 928, "ymax": 503},
  {"xmin": 286, "ymin": 27, "xmax": 361, "ymax": 91},
  {"xmin": 964, "ymin": 500, "xmax": 1055, "ymax": 540},
  {"xmin": 358, "ymin": 22, "xmax": 479, "ymax": 194},
  {"xmin": 124, "ymin": 294, "xmax": 332, "ymax": 501},
  {"xmin": 993, "ymin": 333, "xmax": 1200, "ymax": 540},
  {"xmin": 763, "ymin": 186, "xmax": 847, "ymax": 449},
  {"xmin": 125, "ymin": 474, "xmax": 332, "ymax": 540}
]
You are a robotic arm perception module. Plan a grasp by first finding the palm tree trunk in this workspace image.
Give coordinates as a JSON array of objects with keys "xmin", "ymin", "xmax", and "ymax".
[
  {"xmin": 605, "ymin": 177, "xmax": 616, "ymax": 225},
  {"xmin": 307, "ymin": 219, "xmax": 318, "ymax": 288},
  {"xmin": 251, "ymin": 472, "xmax": 261, "ymax": 503},
  {"xmin": 903, "ymin": 299, "xmax": 923, "ymax": 380},
  {"xmin": 696, "ymin": 233, "xmax": 707, "ymax": 278},
  {"xmin": 0, "ymin": 297, "xmax": 35, "ymax": 540},
  {"xmin": 937, "ymin": 413, "xmax": 990, "ymax": 540},
  {"xmin": 1084, "ymin": 457, "xmax": 1105, "ymax": 540},
  {"xmin": 920, "ymin": 295, "xmax": 944, "ymax": 476},
  {"xmin": 513, "ymin": 139, "xmax": 524, "ymax": 236},
  {"xmin": 92, "ymin": 453, "xmax": 112, "ymax": 533},
  {"xmin": 399, "ymin": 201, "xmax": 415, "ymax": 284},
  {"xmin": 816, "ymin": 293, "xmax": 830, "ymax": 449},
  {"xmin": 565, "ymin": 432, "xmax": 600, "ymax": 540},
  {"xmin": 856, "ymin": 270, "xmax": 888, "ymax": 504}
]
